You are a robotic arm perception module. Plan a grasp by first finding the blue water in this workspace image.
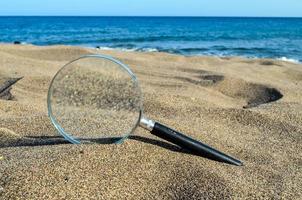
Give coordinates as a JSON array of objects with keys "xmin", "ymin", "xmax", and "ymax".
[{"xmin": 1, "ymin": 17, "xmax": 302, "ymax": 62}]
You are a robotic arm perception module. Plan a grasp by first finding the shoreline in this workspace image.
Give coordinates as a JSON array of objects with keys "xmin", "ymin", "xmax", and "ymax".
[{"xmin": 1, "ymin": 42, "xmax": 301, "ymax": 64}]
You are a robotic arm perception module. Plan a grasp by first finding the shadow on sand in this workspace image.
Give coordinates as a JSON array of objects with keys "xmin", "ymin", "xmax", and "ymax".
[{"xmin": 1, "ymin": 134, "xmax": 230, "ymax": 164}]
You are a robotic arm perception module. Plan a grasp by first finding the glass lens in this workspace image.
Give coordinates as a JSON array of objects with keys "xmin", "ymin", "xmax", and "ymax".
[{"xmin": 47, "ymin": 55, "xmax": 142, "ymax": 144}]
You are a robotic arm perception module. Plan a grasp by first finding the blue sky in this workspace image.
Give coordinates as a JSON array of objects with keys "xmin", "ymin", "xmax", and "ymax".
[{"xmin": 0, "ymin": 0, "xmax": 301, "ymax": 17}]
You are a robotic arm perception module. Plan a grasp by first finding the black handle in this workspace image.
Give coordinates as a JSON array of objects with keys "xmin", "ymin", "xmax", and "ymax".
[{"xmin": 151, "ymin": 122, "xmax": 243, "ymax": 166}]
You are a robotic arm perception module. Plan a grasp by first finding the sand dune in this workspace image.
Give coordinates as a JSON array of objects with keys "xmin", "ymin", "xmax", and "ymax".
[{"xmin": 0, "ymin": 44, "xmax": 301, "ymax": 199}]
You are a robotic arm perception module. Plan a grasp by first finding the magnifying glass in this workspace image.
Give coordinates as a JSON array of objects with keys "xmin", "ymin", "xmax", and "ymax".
[{"xmin": 47, "ymin": 55, "xmax": 243, "ymax": 166}]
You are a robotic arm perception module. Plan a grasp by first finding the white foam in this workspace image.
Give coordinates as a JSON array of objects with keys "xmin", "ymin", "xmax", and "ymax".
[
  {"xmin": 141, "ymin": 48, "xmax": 159, "ymax": 52},
  {"xmin": 94, "ymin": 46, "xmax": 300, "ymax": 63},
  {"xmin": 95, "ymin": 46, "xmax": 114, "ymax": 50},
  {"xmin": 95, "ymin": 46, "xmax": 135, "ymax": 52},
  {"xmin": 95, "ymin": 46, "xmax": 159, "ymax": 53},
  {"xmin": 278, "ymin": 57, "xmax": 300, "ymax": 64}
]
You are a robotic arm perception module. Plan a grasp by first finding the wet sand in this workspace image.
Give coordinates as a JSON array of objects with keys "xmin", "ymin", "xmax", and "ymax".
[{"xmin": 0, "ymin": 44, "xmax": 301, "ymax": 199}]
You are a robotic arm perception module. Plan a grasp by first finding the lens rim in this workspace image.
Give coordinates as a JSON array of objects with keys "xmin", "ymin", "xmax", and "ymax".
[{"xmin": 47, "ymin": 54, "xmax": 143, "ymax": 144}]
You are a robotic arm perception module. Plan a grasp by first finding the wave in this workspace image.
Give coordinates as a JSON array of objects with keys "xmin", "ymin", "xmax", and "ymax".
[
  {"xmin": 57, "ymin": 34, "xmax": 242, "ymax": 44},
  {"xmin": 95, "ymin": 46, "xmax": 159, "ymax": 53},
  {"xmin": 211, "ymin": 46, "xmax": 271, "ymax": 52},
  {"xmin": 277, "ymin": 57, "xmax": 300, "ymax": 63},
  {"xmin": 8, "ymin": 40, "xmax": 301, "ymax": 64},
  {"xmin": 94, "ymin": 44, "xmax": 277, "ymax": 55},
  {"xmin": 94, "ymin": 45, "xmax": 301, "ymax": 63}
]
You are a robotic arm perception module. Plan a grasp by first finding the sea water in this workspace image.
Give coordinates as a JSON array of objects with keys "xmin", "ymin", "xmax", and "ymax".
[{"xmin": 0, "ymin": 17, "xmax": 301, "ymax": 62}]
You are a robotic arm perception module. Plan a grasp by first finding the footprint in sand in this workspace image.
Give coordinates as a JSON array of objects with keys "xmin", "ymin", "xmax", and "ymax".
[
  {"xmin": 176, "ymin": 68, "xmax": 283, "ymax": 108},
  {"xmin": 0, "ymin": 77, "xmax": 23, "ymax": 100},
  {"xmin": 215, "ymin": 78, "xmax": 283, "ymax": 108},
  {"xmin": 175, "ymin": 69, "xmax": 225, "ymax": 87}
]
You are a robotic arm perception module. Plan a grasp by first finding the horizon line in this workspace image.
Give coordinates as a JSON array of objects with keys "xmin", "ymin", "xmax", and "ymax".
[{"xmin": 0, "ymin": 15, "xmax": 302, "ymax": 18}]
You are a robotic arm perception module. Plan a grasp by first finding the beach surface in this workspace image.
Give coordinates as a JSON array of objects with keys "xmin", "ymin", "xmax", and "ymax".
[{"xmin": 0, "ymin": 44, "xmax": 301, "ymax": 199}]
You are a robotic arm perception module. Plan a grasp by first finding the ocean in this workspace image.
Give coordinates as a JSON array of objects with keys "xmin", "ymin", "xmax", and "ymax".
[{"xmin": 0, "ymin": 16, "xmax": 302, "ymax": 62}]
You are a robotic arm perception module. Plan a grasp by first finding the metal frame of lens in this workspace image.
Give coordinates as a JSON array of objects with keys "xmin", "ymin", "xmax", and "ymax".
[{"xmin": 47, "ymin": 54, "xmax": 143, "ymax": 144}]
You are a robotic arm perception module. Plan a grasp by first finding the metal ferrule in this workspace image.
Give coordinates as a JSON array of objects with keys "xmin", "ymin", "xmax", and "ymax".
[{"xmin": 139, "ymin": 116, "xmax": 155, "ymax": 131}]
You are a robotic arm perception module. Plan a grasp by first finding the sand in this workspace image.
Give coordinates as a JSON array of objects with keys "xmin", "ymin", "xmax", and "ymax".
[{"xmin": 0, "ymin": 44, "xmax": 301, "ymax": 199}]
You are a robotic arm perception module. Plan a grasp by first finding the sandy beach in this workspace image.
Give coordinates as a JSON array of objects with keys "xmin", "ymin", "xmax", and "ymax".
[{"xmin": 0, "ymin": 44, "xmax": 301, "ymax": 199}]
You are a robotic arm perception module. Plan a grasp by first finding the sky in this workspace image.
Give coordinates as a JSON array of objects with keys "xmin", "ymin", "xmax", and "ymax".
[{"xmin": 0, "ymin": 0, "xmax": 301, "ymax": 17}]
